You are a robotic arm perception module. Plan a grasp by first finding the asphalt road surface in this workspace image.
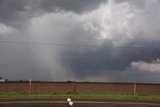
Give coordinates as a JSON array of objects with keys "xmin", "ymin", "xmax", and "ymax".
[{"xmin": 0, "ymin": 98, "xmax": 160, "ymax": 107}]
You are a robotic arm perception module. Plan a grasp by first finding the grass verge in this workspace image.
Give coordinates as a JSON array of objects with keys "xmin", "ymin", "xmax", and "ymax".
[{"xmin": 0, "ymin": 92, "xmax": 160, "ymax": 99}]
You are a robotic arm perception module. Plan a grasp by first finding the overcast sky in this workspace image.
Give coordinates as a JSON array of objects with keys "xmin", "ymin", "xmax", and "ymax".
[{"xmin": 0, "ymin": 0, "xmax": 160, "ymax": 83}]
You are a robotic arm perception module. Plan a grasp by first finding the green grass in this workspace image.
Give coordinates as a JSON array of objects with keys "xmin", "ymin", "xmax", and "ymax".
[{"xmin": 0, "ymin": 92, "xmax": 160, "ymax": 99}]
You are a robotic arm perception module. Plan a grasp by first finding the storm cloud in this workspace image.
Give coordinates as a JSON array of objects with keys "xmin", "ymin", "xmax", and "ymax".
[{"xmin": 0, "ymin": 0, "xmax": 160, "ymax": 83}]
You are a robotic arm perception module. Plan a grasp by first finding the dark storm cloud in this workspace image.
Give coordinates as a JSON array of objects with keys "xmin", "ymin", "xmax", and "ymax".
[
  {"xmin": 39, "ymin": 0, "xmax": 107, "ymax": 14},
  {"xmin": 59, "ymin": 40, "xmax": 160, "ymax": 80},
  {"xmin": 0, "ymin": 0, "xmax": 106, "ymax": 29},
  {"xmin": 0, "ymin": 0, "xmax": 30, "ymax": 29}
]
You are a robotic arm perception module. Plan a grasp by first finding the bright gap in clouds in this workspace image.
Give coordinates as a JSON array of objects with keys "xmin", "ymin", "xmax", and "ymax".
[
  {"xmin": 0, "ymin": 23, "xmax": 16, "ymax": 34},
  {"xmin": 131, "ymin": 59, "xmax": 160, "ymax": 73},
  {"xmin": 29, "ymin": 0, "xmax": 137, "ymax": 46}
]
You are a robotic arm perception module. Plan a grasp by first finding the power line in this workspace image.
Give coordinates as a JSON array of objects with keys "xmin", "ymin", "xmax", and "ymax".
[
  {"xmin": 0, "ymin": 40, "xmax": 157, "ymax": 49},
  {"xmin": 1, "ymin": 40, "xmax": 103, "ymax": 47}
]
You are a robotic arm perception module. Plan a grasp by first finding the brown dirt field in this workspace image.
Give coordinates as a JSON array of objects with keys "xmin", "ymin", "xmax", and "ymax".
[{"xmin": 0, "ymin": 82, "xmax": 160, "ymax": 93}]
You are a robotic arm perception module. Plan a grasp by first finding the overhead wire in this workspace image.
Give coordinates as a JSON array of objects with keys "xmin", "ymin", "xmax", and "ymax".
[{"xmin": 0, "ymin": 40, "xmax": 150, "ymax": 49}]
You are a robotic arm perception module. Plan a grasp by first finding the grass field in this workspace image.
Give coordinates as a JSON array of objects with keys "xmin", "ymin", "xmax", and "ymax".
[{"xmin": 0, "ymin": 92, "xmax": 160, "ymax": 99}]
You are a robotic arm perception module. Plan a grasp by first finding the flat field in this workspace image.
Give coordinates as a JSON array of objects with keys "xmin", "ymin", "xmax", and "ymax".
[{"xmin": 0, "ymin": 82, "xmax": 160, "ymax": 99}]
